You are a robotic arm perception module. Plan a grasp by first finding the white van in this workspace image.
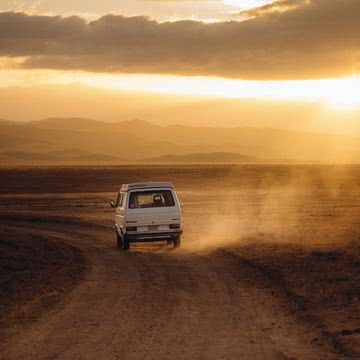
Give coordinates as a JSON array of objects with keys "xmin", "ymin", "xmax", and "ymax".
[{"xmin": 110, "ymin": 182, "xmax": 182, "ymax": 250}]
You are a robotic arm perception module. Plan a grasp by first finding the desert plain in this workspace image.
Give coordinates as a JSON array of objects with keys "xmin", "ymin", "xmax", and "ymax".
[{"xmin": 0, "ymin": 165, "xmax": 360, "ymax": 359}]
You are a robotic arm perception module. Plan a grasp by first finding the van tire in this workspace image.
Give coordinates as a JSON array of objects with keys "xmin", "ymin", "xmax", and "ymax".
[
  {"xmin": 116, "ymin": 232, "xmax": 123, "ymax": 249},
  {"xmin": 173, "ymin": 236, "xmax": 181, "ymax": 249},
  {"xmin": 122, "ymin": 235, "xmax": 130, "ymax": 251}
]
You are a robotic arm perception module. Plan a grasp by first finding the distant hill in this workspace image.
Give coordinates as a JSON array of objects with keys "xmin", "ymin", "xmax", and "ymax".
[
  {"xmin": 0, "ymin": 118, "xmax": 360, "ymax": 164},
  {"xmin": 27, "ymin": 117, "xmax": 105, "ymax": 131},
  {"xmin": 0, "ymin": 149, "xmax": 121, "ymax": 164},
  {"xmin": 0, "ymin": 119, "xmax": 13, "ymax": 124},
  {"xmin": 147, "ymin": 152, "xmax": 261, "ymax": 164},
  {"xmin": 26, "ymin": 117, "xmax": 155, "ymax": 132},
  {"xmin": 146, "ymin": 152, "xmax": 314, "ymax": 164}
]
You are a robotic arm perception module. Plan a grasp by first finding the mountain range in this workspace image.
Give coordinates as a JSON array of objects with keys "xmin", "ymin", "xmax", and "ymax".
[{"xmin": 0, "ymin": 118, "xmax": 359, "ymax": 165}]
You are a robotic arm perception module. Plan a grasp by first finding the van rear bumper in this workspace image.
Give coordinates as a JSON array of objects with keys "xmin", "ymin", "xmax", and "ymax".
[{"xmin": 126, "ymin": 230, "xmax": 182, "ymax": 242}]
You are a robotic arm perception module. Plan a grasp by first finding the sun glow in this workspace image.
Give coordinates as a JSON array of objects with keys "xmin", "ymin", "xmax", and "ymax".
[
  {"xmin": 323, "ymin": 77, "xmax": 360, "ymax": 110},
  {"xmin": 83, "ymin": 73, "xmax": 360, "ymax": 110},
  {"xmin": 1, "ymin": 69, "xmax": 360, "ymax": 111},
  {"xmin": 223, "ymin": 0, "xmax": 271, "ymax": 9}
]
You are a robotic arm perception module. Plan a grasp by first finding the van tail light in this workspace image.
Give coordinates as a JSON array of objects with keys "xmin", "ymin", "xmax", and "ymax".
[
  {"xmin": 170, "ymin": 224, "xmax": 180, "ymax": 229},
  {"xmin": 126, "ymin": 226, "xmax": 137, "ymax": 232}
]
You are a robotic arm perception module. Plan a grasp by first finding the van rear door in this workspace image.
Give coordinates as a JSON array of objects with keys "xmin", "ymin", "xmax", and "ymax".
[{"xmin": 125, "ymin": 189, "xmax": 180, "ymax": 231}]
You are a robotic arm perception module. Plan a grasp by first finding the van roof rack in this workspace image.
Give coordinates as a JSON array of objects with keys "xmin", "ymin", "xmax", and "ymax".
[{"xmin": 120, "ymin": 182, "xmax": 174, "ymax": 191}]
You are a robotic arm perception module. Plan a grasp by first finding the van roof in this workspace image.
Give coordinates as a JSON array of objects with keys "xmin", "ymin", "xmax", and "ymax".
[{"xmin": 120, "ymin": 182, "xmax": 174, "ymax": 192}]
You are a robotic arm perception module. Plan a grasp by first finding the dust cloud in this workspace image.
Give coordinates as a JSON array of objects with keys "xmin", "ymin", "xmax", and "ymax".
[{"xmin": 181, "ymin": 165, "xmax": 360, "ymax": 252}]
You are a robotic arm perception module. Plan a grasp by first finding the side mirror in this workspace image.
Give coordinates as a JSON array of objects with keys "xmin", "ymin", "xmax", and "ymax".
[{"xmin": 110, "ymin": 201, "xmax": 115, "ymax": 208}]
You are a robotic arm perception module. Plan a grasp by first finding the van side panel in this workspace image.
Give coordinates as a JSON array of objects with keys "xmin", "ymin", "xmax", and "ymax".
[{"xmin": 115, "ymin": 192, "xmax": 127, "ymax": 235}]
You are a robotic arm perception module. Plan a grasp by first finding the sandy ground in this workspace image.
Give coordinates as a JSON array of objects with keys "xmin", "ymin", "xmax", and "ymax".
[
  {"xmin": 0, "ymin": 165, "xmax": 360, "ymax": 359},
  {"xmin": 0, "ymin": 227, "xmax": 85, "ymax": 338}
]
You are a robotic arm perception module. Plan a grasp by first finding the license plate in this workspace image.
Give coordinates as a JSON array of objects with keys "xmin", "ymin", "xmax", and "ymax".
[{"xmin": 148, "ymin": 225, "xmax": 159, "ymax": 231}]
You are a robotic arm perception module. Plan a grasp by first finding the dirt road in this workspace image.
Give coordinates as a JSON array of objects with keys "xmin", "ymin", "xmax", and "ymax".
[{"xmin": 0, "ymin": 219, "xmax": 336, "ymax": 360}]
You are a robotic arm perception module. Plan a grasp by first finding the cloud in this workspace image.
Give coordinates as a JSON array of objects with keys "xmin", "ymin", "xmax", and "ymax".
[
  {"xmin": 0, "ymin": 0, "xmax": 360, "ymax": 80},
  {"xmin": 10, "ymin": 0, "xmax": 43, "ymax": 12},
  {"xmin": 239, "ymin": 0, "xmax": 309, "ymax": 17},
  {"xmin": 141, "ymin": 0, "xmax": 218, "ymax": 1}
]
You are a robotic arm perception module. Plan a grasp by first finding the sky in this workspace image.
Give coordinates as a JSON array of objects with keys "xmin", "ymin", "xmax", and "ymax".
[
  {"xmin": 0, "ymin": 0, "xmax": 268, "ymax": 21},
  {"xmin": 0, "ymin": 0, "xmax": 360, "ymax": 128}
]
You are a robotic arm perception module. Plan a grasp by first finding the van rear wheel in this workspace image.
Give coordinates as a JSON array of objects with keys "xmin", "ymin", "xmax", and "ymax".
[
  {"xmin": 116, "ymin": 232, "xmax": 123, "ymax": 249},
  {"xmin": 173, "ymin": 236, "xmax": 181, "ymax": 249},
  {"xmin": 122, "ymin": 235, "xmax": 130, "ymax": 251}
]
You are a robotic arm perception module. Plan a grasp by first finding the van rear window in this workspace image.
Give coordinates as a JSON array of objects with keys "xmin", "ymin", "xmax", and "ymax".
[{"xmin": 129, "ymin": 190, "xmax": 175, "ymax": 209}]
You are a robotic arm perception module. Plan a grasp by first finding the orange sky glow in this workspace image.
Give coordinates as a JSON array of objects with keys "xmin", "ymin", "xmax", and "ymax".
[
  {"xmin": 1, "ymin": 0, "xmax": 360, "ymax": 120},
  {"xmin": 1, "ymin": 68, "xmax": 360, "ymax": 111}
]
